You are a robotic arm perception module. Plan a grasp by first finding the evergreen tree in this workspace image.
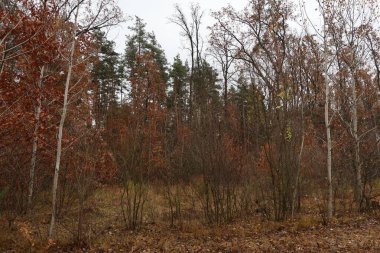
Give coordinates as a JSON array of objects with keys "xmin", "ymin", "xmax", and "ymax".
[
  {"xmin": 124, "ymin": 17, "xmax": 168, "ymax": 82},
  {"xmin": 93, "ymin": 31, "xmax": 123, "ymax": 128},
  {"xmin": 193, "ymin": 59, "xmax": 220, "ymax": 121},
  {"xmin": 168, "ymin": 55, "xmax": 189, "ymax": 123}
]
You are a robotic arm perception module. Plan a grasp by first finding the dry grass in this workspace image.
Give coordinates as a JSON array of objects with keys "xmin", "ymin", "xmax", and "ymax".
[{"xmin": 1, "ymin": 185, "xmax": 380, "ymax": 252}]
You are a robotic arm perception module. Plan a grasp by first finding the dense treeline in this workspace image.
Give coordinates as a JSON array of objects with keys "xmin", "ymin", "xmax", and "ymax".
[{"xmin": 0, "ymin": 0, "xmax": 379, "ymax": 244}]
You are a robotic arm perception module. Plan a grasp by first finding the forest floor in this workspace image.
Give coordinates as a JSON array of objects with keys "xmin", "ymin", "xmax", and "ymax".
[{"xmin": 1, "ymin": 186, "xmax": 380, "ymax": 252}]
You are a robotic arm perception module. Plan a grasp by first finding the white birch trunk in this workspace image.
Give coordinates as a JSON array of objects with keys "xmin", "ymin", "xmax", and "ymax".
[
  {"xmin": 27, "ymin": 65, "xmax": 45, "ymax": 212},
  {"xmin": 321, "ymin": 7, "xmax": 333, "ymax": 219},
  {"xmin": 49, "ymin": 35, "xmax": 76, "ymax": 238},
  {"xmin": 352, "ymin": 77, "xmax": 363, "ymax": 207},
  {"xmin": 325, "ymin": 68, "xmax": 333, "ymax": 219}
]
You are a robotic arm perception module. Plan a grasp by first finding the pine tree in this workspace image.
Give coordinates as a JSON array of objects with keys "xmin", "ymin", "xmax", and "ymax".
[
  {"xmin": 168, "ymin": 55, "xmax": 189, "ymax": 124},
  {"xmin": 124, "ymin": 17, "xmax": 168, "ymax": 82},
  {"xmin": 93, "ymin": 31, "xmax": 123, "ymax": 128}
]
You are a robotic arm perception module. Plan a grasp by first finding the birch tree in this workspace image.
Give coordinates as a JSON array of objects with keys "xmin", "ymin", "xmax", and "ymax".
[
  {"xmin": 326, "ymin": 0, "xmax": 378, "ymax": 209},
  {"xmin": 49, "ymin": 0, "xmax": 122, "ymax": 238},
  {"xmin": 301, "ymin": 0, "xmax": 336, "ymax": 219}
]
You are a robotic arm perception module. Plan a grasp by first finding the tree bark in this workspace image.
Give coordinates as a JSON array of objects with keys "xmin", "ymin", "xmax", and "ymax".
[
  {"xmin": 352, "ymin": 76, "xmax": 363, "ymax": 208},
  {"xmin": 320, "ymin": 5, "xmax": 333, "ymax": 219},
  {"xmin": 325, "ymin": 72, "xmax": 333, "ymax": 219},
  {"xmin": 27, "ymin": 65, "xmax": 45, "ymax": 213},
  {"xmin": 291, "ymin": 100, "xmax": 304, "ymax": 219},
  {"xmin": 49, "ymin": 33, "xmax": 76, "ymax": 238}
]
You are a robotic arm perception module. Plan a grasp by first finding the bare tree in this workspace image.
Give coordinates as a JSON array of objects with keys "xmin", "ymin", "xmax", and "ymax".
[
  {"xmin": 301, "ymin": 0, "xmax": 336, "ymax": 219},
  {"xmin": 170, "ymin": 3, "xmax": 204, "ymax": 121},
  {"xmin": 327, "ymin": 0, "xmax": 378, "ymax": 209},
  {"xmin": 209, "ymin": 22, "xmax": 235, "ymax": 116},
  {"xmin": 49, "ymin": 0, "xmax": 122, "ymax": 238}
]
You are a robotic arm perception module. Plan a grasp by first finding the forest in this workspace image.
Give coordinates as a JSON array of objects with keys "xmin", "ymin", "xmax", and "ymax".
[{"xmin": 1, "ymin": 0, "xmax": 380, "ymax": 252}]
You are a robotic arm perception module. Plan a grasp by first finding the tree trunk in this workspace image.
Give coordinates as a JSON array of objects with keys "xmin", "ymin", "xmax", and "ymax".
[
  {"xmin": 49, "ymin": 35, "xmax": 76, "ymax": 238},
  {"xmin": 325, "ymin": 73, "xmax": 333, "ymax": 219},
  {"xmin": 223, "ymin": 70, "xmax": 228, "ymax": 118},
  {"xmin": 352, "ymin": 78, "xmax": 363, "ymax": 209},
  {"xmin": 291, "ymin": 110, "xmax": 304, "ymax": 219},
  {"xmin": 27, "ymin": 65, "xmax": 45, "ymax": 213},
  {"xmin": 189, "ymin": 41, "xmax": 194, "ymax": 122}
]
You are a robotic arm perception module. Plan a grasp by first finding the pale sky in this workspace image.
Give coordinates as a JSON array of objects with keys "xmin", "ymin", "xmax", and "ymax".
[
  {"xmin": 106, "ymin": 0, "xmax": 323, "ymax": 64},
  {"xmin": 107, "ymin": 0, "xmax": 247, "ymax": 62}
]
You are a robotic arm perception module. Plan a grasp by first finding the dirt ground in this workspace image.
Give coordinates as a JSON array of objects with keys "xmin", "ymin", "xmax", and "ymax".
[
  {"xmin": 54, "ymin": 217, "xmax": 380, "ymax": 252},
  {"xmin": 1, "ymin": 186, "xmax": 380, "ymax": 252}
]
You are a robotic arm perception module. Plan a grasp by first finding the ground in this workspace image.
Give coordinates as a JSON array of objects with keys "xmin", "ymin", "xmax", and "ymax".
[{"xmin": 1, "ymin": 186, "xmax": 380, "ymax": 252}]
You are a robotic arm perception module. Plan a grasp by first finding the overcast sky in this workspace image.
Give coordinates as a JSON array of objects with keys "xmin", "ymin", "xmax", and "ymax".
[
  {"xmin": 106, "ymin": 0, "xmax": 321, "ymax": 64},
  {"xmin": 107, "ymin": 0, "xmax": 247, "ymax": 62}
]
